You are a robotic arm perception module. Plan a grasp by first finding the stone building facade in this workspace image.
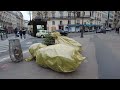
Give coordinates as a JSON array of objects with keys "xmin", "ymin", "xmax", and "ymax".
[
  {"xmin": 32, "ymin": 11, "xmax": 115, "ymax": 32},
  {"xmin": 0, "ymin": 11, "xmax": 23, "ymax": 33}
]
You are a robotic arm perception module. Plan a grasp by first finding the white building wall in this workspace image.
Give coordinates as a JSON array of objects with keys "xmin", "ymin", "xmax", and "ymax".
[
  {"xmin": 63, "ymin": 11, "xmax": 68, "ymax": 17},
  {"xmin": 85, "ymin": 11, "xmax": 90, "ymax": 16},
  {"xmin": 55, "ymin": 11, "xmax": 60, "ymax": 17},
  {"xmin": 32, "ymin": 11, "xmax": 115, "ymax": 31},
  {"xmin": 71, "ymin": 20, "xmax": 75, "ymax": 24}
]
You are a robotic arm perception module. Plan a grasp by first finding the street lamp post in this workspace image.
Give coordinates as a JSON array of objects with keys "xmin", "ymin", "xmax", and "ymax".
[
  {"xmin": 107, "ymin": 11, "xmax": 110, "ymax": 28},
  {"xmin": 81, "ymin": 11, "xmax": 85, "ymax": 38}
]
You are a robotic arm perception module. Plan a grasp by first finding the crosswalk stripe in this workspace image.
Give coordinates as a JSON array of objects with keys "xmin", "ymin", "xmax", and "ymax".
[{"xmin": 0, "ymin": 50, "xmax": 8, "ymax": 53}]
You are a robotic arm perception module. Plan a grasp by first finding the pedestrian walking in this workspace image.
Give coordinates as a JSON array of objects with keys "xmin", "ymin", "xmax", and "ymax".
[
  {"xmin": 19, "ymin": 29, "xmax": 23, "ymax": 39},
  {"xmin": 4, "ymin": 26, "xmax": 8, "ymax": 38},
  {"xmin": 116, "ymin": 27, "xmax": 119, "ymax": 34},
  {"xmin": 30, "ymin": 31, "xmax": 32, "ymax": 36},
  {"xmin": 22, "ymin": 28, "xmax": 26, "ymax": 39},
  {"xmin": 14, "ymin": 27, "xmax": 18, "ymax": 38},
  {"xmin": 118, "ymin": 27, "xmax": 119, "ymax": 34}
]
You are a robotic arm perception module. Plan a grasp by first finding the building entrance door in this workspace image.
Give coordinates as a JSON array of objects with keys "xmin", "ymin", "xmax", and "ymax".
[{"xmin": 59, "ymin": 25, "xmax": 64, "ymax": 30}]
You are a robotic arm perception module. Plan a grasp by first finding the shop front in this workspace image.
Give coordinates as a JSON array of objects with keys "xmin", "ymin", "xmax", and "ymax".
[
  {"xmin": 28, "ymin": 18, "xmax": 47, "ymax": 37},
  {"xmin": 67, "ymin": 24, "xmax": 101, "ymax": 32},
  {"xmin": 59, "ymin": 25, "xmax": 64, "ymax": 30}
]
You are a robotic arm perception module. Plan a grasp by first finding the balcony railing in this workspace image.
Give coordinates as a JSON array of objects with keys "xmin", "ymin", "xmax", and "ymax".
[{"xmin": 47, "ymin": 15, "xmax": 91, "ymax": 20}]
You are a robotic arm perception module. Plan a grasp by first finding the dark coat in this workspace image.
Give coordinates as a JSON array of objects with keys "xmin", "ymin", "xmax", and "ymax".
[
  {"xmin": 19, "ymin": 30, "xmax": 23, "ymax": 35},
  {"xmin": 22, "ymin": 30, "xmax": 26, "ymax": 35},
  {"xmin": 14, "ymin": 28, "xmax": 18, "ymax": 34}
]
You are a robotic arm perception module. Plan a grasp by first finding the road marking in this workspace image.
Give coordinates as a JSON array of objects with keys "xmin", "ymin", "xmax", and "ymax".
[
  {"xmin": 0, "ymin": 57, "xmax": 10, "ymax": 62},
  {"xmin": 0, "ymin": 50, "xmax": 8, "ymax": 53},
  {"xmin": 26, "ymin": 42, "xmax": 32, "ymax": 44},
  {"xmin": 84, "ymin": 60, "xmax": 88, "ymax": 63},
  {"xmin": 0, "ymin": 50, "xmax": 29, "ymax": 62}
]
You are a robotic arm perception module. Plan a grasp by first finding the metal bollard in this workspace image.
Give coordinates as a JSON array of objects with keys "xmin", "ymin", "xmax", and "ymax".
[{"xmin": 9, "ymin": 39, "xmax": 23, "ymax": 62}]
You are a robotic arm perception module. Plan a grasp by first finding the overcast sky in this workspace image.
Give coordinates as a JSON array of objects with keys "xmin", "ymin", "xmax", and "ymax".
[{"xmin": 20, "ymin": 11, "xmax": 30, "ymax": 20}]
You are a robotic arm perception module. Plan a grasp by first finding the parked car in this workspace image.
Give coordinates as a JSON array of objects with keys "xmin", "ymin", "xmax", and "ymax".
[
  {"xmin": 106, "ymin": 28, "xmax": 112, "ymax": 31},
  {"xmin": 36, "ymin": 30, "xmax": 49, "ymax": 38},
  {"xmin": 96, "ymin": 29, "xmax": 106, "ymax": 33},
  {"xmin": 89, "ymin": 29, "xmax": 95, "ymax": 32},
  {"xmin": 56, "ymin": 29, "xmax": 68, "ymax": 36}
]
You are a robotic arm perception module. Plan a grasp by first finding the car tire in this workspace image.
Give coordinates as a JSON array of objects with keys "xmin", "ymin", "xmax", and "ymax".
[{"xmin": 41, "ymin": 35, "xmax": 44, "ymax": 38}]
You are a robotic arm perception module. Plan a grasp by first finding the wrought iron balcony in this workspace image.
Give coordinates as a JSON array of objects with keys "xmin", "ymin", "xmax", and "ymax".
[
  {"xmin": 48, "ymin": 16, "xmax": 74, "ymax": 19},
  {"xmin": 47, "ymin": 15, "xmax": 91, "ymax": 20}
]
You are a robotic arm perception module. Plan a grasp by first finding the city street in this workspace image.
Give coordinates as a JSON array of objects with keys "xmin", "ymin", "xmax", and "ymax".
[
  {"xmin": 0, "ymin": 11, "xmax": 120, "ymax": 79},
  {"xmin": 0, "ymin": 34, "xmax": 43, "ymax": 62},
  {"xmin": 91, "ymin": 32, "xmax": 120, "ymax": 79},
  {"xmin": 0, "ymin": 31, "xmax": 120, "ymax": 79},
  {"xmin": 69, "ymin": 31, "xmax": 120, "ymax": 78}
]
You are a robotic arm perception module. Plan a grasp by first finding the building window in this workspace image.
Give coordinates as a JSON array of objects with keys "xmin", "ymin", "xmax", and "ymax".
[
  {"xmin": 92, "ymin": 11, "xmax": 94, "ymax": 16},
  {"xmin": 77, "ymin": 12, "xmax": 81, "ymax": 18},
  {"xmin": 77, "ymin": 20, "xmax": 80, "ymax": 24},
  {"xmin": 59, "ymin": 11, "xmax": 63, "ymax": 18},
  {"xmin": 68, "ymin": 12, "xmax": 71, "ymax": 18},
  {"xmin": 83, "ymin": 11, "xmax": 85, "ymax": 16},
  {"xmin": 44, "ymin": 11, "xmax": 48, "ymax": 18},
  {"xmin": 60, "ymin": 21, "xmax": 62, "ymax": 25},
  {"xmin": 52, "ymin": 21, "xmax": 55, "ymax": 25},
  {"xmin": 90, "ymin": 11, "xmax": 94, "ymax": 17},
  {"xmin": 90, "ymin": 11, "xmax": 91, "ymax": 16},
  {"xmin": 52, "ymin": 11, "xmax": 55, "ymax": 18},
  {"xmin": 68, "ymin": 20, "xmax": 71, "ymax": 24}
]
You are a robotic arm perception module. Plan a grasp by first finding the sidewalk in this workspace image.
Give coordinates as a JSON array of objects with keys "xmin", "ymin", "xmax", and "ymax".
[
  {"xmin": 0, "ymin": 34, "xmax": 34, "ymax": 44},
  {"xmin": 0, "ymin": 35, "xmax": 98, "ymax": 79},
  {"xmin": 0, "ymin": 34, "xmax": 34, "ymax": 62},
  {"xmin": 0, "ymin": 34, "xmax": 34, "ymax": 52}
]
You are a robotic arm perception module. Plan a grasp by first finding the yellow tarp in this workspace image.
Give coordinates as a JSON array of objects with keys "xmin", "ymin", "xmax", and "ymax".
[
  {"xmin": 36, "ymin": 44, "xmax": 85, "ymax": 73},
  {"xmin": 26, "ymin": 32, "xmax": 86, "ymax": 73},
  {"xmin": 51, "ymin": 32, "xmax": 82, "ymax": 52},
  {"xmin": 25, "ymin": 43, "xmax": 47, "ymax": 61}
]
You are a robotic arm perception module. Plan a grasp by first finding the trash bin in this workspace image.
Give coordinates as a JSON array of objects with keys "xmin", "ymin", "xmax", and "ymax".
[{"xmin": 9, "ymin": 39, "xmax": 23, "ymax": 62}]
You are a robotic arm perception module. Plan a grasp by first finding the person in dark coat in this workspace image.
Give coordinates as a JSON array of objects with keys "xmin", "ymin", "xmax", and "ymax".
[
  {"xmin": 19, "ymin": 29, "xmax": 23, "ymax": 39},
  {"xmin": 14, "ymin": 27, "xmax": 18, "ymax": 37},
  {"xmin": 118, "ymin": 27, "xmax": 119, "ymax": 34},
  {"xmin": 22, "ymin": 28, "xmax": 26, "ymax": 39},
  {"xmin": 116, "ymin": 27, "xmax": 119, "ymax": 34},
  {"xmin": 4, "ymin": 26, "xmax": 8, "ymax": 38}
]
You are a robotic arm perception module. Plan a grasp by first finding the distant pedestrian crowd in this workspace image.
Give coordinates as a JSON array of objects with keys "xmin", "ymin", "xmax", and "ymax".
[{"xmin": 14, "ymin": 27, "xmax": 26, "ymax": 39}]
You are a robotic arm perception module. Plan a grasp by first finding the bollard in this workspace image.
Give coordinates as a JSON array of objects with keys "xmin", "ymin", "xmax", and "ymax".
[{"xmin": 9, "ymin": 39, "xmax": 23, "ymax": 62}]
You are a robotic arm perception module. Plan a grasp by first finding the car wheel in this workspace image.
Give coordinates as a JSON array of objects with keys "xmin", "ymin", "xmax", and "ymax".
[{"xmin": 41, "ymin": 35, "xmax": 44, "ymax": 38}]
